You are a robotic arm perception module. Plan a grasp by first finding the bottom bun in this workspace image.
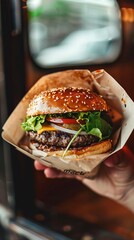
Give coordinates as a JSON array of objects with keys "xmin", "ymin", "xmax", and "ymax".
[
  {"xmin": 30, "ymin": 139, "xmax": 112, "ymax": 160},
  {"xmin": 19, "ymin": 138, "xmax": 112, "ymax": 178}
]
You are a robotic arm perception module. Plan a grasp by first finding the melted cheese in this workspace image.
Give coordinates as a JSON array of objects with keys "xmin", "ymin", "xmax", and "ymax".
[{"xmin": 37, "ymin": 124, "xmax": 56, "ymax": 134}]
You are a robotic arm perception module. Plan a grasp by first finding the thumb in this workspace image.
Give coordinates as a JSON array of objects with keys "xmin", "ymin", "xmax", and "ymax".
[
  {"xmin": 104, "ymin": 151, "xmax": 127, "ymax": 168},
  {"xmin": 103, "ymin": 147, "xmax": 134, "ymax": 183},
  {"xmin": 104, "ymin": 146, "xmax": 134, "ymax": 168}
]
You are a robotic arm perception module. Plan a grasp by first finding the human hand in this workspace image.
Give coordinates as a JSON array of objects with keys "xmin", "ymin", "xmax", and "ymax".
[
  {"xmin": 34, "ymin": 160, "xmax": 82, "ymax": 180},
  {"xmin": 82, "ymin": 146, "xmax": 134, "ymax": 210},
  {"xmin": 34, "ymin": 146, "xmax": 134, "ymax": 212}
]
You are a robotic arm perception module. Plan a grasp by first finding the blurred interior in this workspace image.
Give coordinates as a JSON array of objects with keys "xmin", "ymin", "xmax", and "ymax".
[
  {"xmin": 0, "ymin": 0, "xmax": 134, "ymax": 240},
  {"xmin": 27, "ymin": 0, "xmax": 122, "ymax": 67}
]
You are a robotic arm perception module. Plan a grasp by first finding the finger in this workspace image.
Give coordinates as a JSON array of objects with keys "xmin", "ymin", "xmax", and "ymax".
[
  {"xmin": 34, "ymin": 161, "xmax": 47, "ymax": 170},
  {"xmin": 103, "ymin": 147, "xmax": 134, "ymax": 185},
  {"xmin": 104, "ymin": 149, "xmax": 128, "ymax": 168},
  {"xmin": 34, "ymin": 160, "xmax": 79, "ymax": 179},
  {"xmin": 104, "ymin": 145, "xmax": 134, "ymax": 169},
  {"xmin": 44, "ymin": 168, "xmax": 79, "ymax": 179},
  {"xmin": 104, "ymin": 154, "xmax": 122, "ymax": 167},
  {"xmin": 44, "ymin": 168, "xmax": 64, "ymax": 178}
]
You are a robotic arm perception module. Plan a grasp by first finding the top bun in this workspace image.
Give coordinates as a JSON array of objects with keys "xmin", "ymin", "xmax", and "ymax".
[{"xmin": 26, "ymin": 87, "xmax": 108, "ymax": 116}]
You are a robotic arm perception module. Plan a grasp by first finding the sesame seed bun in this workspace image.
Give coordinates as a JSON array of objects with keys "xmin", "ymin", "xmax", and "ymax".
[{"xmin": 26, "ymin": 87, "xmax": 109, "ymax": 116}]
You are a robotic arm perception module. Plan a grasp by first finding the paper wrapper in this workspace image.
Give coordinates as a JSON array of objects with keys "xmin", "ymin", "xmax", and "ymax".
[{"xmin": 2, "ymin": 69, "xmax": 134, "ymax": 178}]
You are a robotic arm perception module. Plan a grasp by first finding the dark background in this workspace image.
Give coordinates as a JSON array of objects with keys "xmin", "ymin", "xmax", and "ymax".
[{"xmin": 0, "ymin": 0, "xmax": 134, "ymax": 239}]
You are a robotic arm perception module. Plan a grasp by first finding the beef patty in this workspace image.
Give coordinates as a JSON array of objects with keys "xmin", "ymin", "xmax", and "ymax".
[{"xmin": 27, "ymin": 130, "xmax": 99, "ymax": 151}]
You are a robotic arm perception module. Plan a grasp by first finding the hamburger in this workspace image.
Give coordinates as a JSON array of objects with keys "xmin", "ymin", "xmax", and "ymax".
[{"xmin": 21, "ymin": 87, "xmax": 113, "ymax": 158}]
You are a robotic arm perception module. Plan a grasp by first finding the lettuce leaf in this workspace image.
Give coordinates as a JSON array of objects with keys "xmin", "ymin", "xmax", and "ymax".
[
  {"xmin": 88, "ymin": 128, "xmax": 102, "ymax": 139},
  {"xmin": 21, "ymin": 115, "xmax": 46, "ymax": 131},
  {"xmin": 21, "ymin": 111, "xmax": 112, "ymax": 140},
  {"xmin": 78, "ymin": 112, "xmax": 112, "ymax": 140}
]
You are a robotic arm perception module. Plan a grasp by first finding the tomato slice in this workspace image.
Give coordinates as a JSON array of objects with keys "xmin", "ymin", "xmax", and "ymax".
[{"xmin": 46, "ymin": 117, "xmax": 78, "ymax": 124}]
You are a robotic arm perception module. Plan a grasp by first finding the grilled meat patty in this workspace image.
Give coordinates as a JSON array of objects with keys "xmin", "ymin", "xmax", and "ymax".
[{"xmin": 27, "ymin": 130, "xmax": 99, "ymax": 150}]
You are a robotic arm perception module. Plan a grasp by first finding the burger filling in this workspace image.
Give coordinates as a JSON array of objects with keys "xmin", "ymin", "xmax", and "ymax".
[
  {"xmin": 22, "ymin": 111, "xmax": 112, "ymax": 156},
  {"xmin": 27, "ymin": 131, "xmax": 99, "ymax": 151}
]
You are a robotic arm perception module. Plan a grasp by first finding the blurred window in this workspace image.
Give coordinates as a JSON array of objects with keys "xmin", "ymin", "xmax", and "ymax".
[{"xmin": 27, "ymin": 0, "xmax": 122, "ymax": 68}]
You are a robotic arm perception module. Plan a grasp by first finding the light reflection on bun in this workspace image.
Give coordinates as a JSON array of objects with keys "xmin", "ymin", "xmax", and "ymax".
[{"xmin": 27, "ymin": 87, "xmax": 109, "ymax": 116}]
